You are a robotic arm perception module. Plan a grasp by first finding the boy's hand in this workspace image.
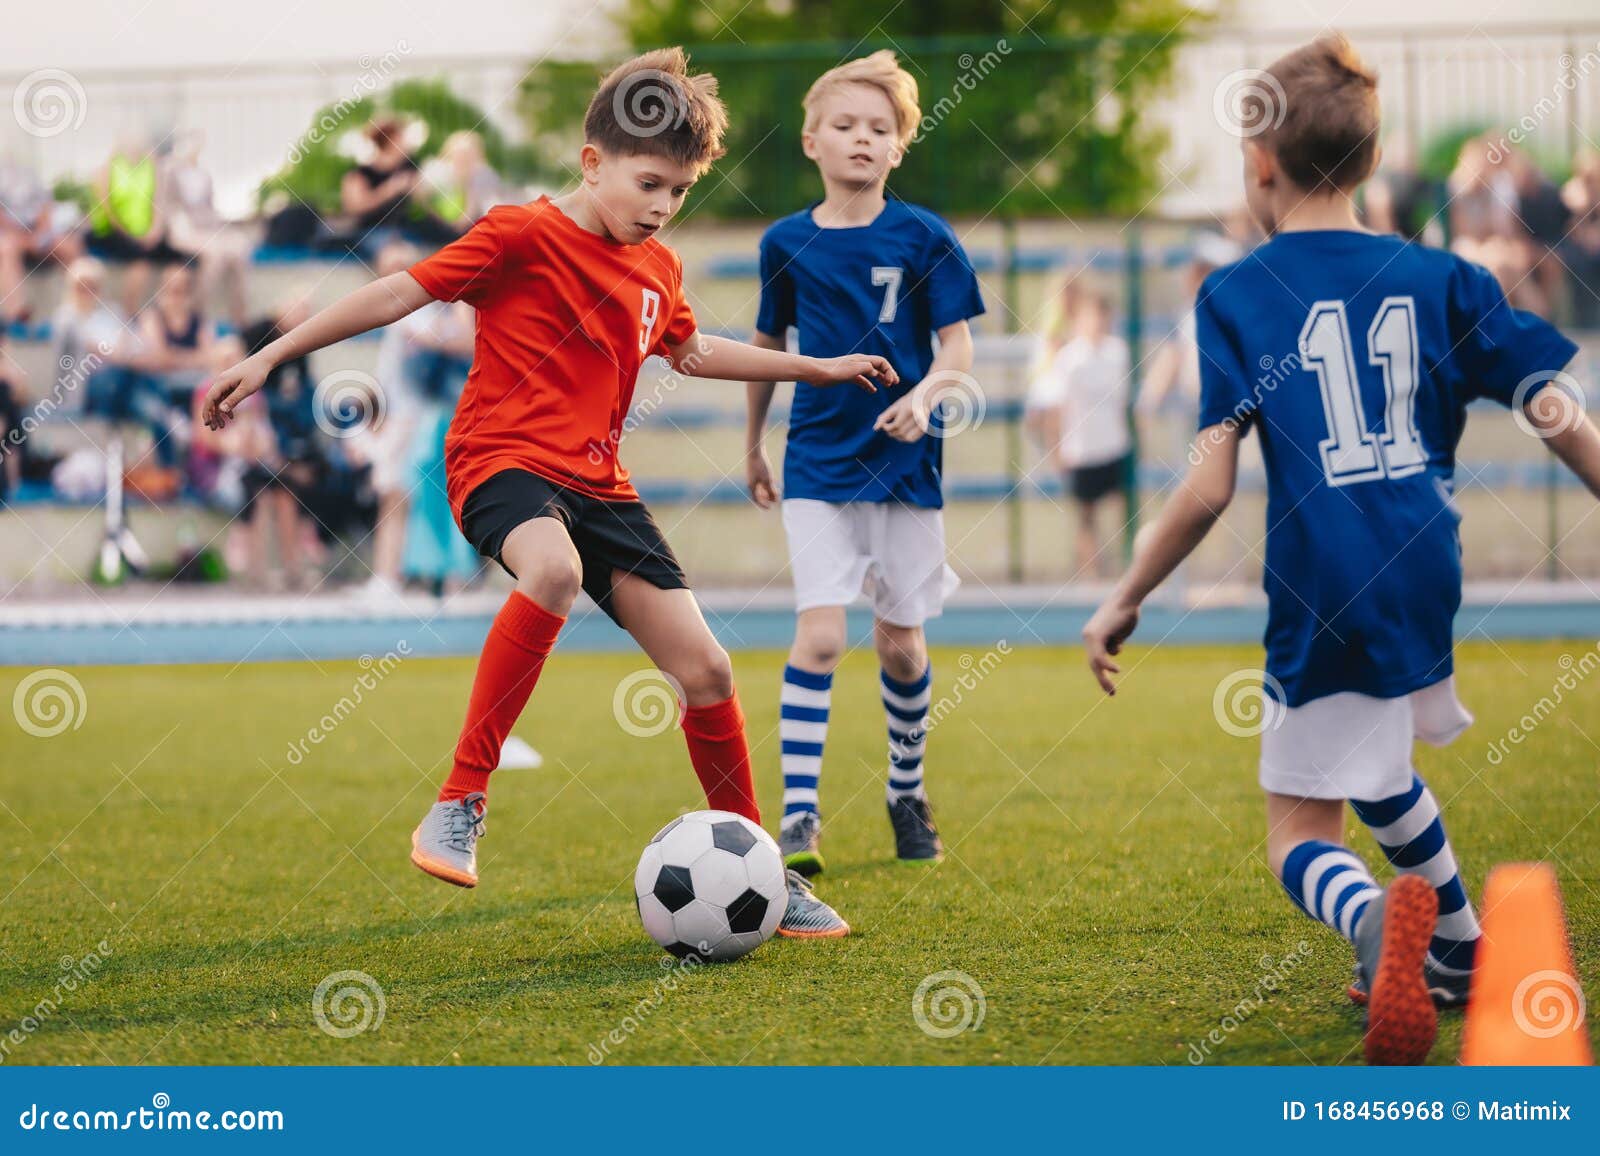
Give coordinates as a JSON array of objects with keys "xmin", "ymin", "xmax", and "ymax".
[
  {"xmin": 1082, "ymin": 599, "xmax": 1140, "ymax": 695},
  {"xmin": 874, "ymin": 385, "xmax": 933, "ymax": 443},
  {"xmin": 805, "ymin": 354, "xmax": 897, "ymax": 392},
  {"xmin": 201, "ymin": 356, "xmax": 270, "ymax": 431},
  {"xmin": 746, "ymin": 446, "xmax": 779, "ymax": 508}
]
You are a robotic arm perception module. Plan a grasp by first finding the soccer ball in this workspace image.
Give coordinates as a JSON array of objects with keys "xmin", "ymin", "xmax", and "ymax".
[{"xmin": 634, "ymin": 810, "xmax": 787, "ymax": 963}]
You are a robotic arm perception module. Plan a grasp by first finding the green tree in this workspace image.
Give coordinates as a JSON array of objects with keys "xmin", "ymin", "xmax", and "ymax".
[{"xmin": 518, "ymin": 0, "xmax": 1204, "ymax": 219}]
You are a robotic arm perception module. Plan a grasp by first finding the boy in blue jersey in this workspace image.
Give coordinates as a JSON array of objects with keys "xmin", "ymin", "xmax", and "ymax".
[
  {"xmin": 745, "ymin": 52, "xmax": 986, "ymax": 896},
  {"xmin": 1083, "ymin": 34, "xmax": 1600, "ymax": 1064}
]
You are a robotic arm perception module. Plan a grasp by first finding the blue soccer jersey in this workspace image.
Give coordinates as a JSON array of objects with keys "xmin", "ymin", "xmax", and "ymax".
[
  {"xmin": 756, "ymin": 197, "xmax": 985, "ymax": 507},
  {"xmin": 1196, "ymin": 230, "xmax": 1577, "ymax": 707}
]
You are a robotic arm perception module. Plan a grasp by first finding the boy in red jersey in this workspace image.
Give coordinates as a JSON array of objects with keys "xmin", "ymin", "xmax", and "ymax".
[{"xmin": 201, "ymin": 48, "xmax": 893, "ymax": 937}]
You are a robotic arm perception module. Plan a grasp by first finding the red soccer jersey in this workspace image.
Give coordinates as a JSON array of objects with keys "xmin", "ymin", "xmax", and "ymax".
[{"xmin": 407, "ymin": 196, "xmax": 698, "ymax": 516}]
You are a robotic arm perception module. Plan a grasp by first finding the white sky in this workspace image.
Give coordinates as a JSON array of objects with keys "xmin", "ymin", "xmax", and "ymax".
[{"xmin": 0, "ymin": 0, "xmax": 1593, "ymax": 74}]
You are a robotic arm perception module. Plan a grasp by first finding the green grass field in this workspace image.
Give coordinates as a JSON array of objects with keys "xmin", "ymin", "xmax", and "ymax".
[{"xmin": 2, "ymin": 640, "xmax": 1595, "ymax": 1066}]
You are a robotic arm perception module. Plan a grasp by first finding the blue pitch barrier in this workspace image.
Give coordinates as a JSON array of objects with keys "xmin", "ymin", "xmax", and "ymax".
[
  {"xmin": 5, "ymin": 597, "xmax": 1599, "ymax": 668},
  {"xmin": 2, "ymin": 1066, "xmax": 1595, "ymax": 1149}
]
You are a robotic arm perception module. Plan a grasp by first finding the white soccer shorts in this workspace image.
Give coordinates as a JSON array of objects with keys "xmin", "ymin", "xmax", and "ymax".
[
  {"xmin": 1258, "ymin": 675, "xmax": 1474, "ymax": 801},
  {"xmin": 780, "ymin": 498, "xmax": 960, "ymax": 627}
]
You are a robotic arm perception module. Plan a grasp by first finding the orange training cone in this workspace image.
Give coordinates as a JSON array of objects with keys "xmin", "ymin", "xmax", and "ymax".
[{"xmin": 1461, "ymin": 862, "xmax": 1591, "ymax": 1065}]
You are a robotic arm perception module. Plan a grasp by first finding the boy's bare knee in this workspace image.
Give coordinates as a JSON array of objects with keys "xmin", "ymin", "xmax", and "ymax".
[
  {"xmin": 792, "ymin": 613, "xmax": 847, "ymax": 672},
  {"xmin": 514, "ymin": 550, "xmax": 581, "ymax": 612},
  {"xmin": 875, "ymin": 623, "xmax": 927, "ymax": 683},
  {"xmin": 675, "ymin": 645, "xmax": 734, "ymax": 705}
]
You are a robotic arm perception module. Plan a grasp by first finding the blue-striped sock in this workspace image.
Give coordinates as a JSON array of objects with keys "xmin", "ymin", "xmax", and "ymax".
[
  {"xmin": 1280, "ymin": 840, "xmax": 1382, "ymax": 942},
  {"xmin": 779, "ymin": 664, "xmax": 832, "ymax": 829},
  {"xmin": 882, "ymin": 665, "xmax": 932, "ymax": 802},
  {"xmin": 1352, "ymin": 772, "xmax": 1481, "ymax": 977}
]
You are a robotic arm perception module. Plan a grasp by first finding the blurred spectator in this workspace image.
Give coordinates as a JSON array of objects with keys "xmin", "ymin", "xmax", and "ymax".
[
  {"xmin": 240, "ymin": 291, "xmax": 322, "ymax": 590},
  {"xmin": 420, "ymin": 131, "xmax": 502, "ymax": 230},
  {"xmin": 1362, "ymin": 137, "xmax": 1441, "ymax": 245},
  {"xmin": 1, "ymin": 153, "xmax": 84, "ymax": 326},
  {"xmin": 1560, "ymin": 150, "xmax": 1600, "ymax": 329},
  {"xmin": 1139, "ymin": 233, "xmax": 1240, "ymax": 426},
  {"xmin": 0, "ymin": 330, "xmax": 25, "ymax": 502},
  {"xmin": 399, "ymin": 300, "xmax": 477, "ymax": 595},
  {"xmin": 1506, "ymin": 147, "xmax": 1567, "ymax": 317},
  {"xmin": 87, "ymin": 133, "xmax": 184, "ymax": 316},
  {"xmin": 51, "ymin": 257, "xmax": 136, "ymax": 421},
  {"xmin": 1027, "ymin": 284, "xmax": 1132, "ymax": 580},
  {"xmin": 1448, "ymin": 137, "xmax": 1547, "ymax": 314},
  {"xmin": 161, "ymin": 130, "xmax": 251, "ymax": 328},
  {"xmin": 134, "ymin": 265, "xmax": 219, "ymax": 394},
  {"xmin": 348, "ymin": 242, "xmax": 425, "ymax": 596}
]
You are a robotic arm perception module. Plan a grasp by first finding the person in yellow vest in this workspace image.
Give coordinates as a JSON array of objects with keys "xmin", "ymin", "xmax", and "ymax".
[{"xmin": 88, "ymin": 133, "xmax": 183, "ymax": 316}]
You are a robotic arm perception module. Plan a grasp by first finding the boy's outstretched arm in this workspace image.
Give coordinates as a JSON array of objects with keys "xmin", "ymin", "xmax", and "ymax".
[
  {"xmin": 666, "ymin": 331, "xmax": 896, "ymax": 392},
  {"xmin": 201, "ymin": 272, "xmax": 435, "ymax": 429},
  {"xmin": 1525, "ymin": 379, "xmax": 1600, "ymax": 498},
  {"xmin": 743, "ymin": 329, "xmax": 786, "ymax": 509},
  {"xmin": 1083, "ymin": 421, "xmax": 1241, "ymax": 694}
]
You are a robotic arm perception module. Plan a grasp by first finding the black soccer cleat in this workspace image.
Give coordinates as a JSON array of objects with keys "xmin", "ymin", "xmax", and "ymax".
[{"xmin": 887, "ymin": 795, "xmax": 943, "ymax": 864}]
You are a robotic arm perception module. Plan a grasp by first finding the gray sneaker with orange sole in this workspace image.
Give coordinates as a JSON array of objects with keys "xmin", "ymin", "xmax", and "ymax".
[{"xmin": 411, "ymin": 792, "xmax": 486, "ymax": 888}]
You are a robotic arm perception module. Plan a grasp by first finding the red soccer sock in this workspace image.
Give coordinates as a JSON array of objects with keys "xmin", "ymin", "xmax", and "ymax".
[
  {"xmin": 439, "ymin": 591, "xmax": 565, "ymax": 803},
  {"xmin": 681, "ymin": 692, "xmax": 761, "ymax": 824}
]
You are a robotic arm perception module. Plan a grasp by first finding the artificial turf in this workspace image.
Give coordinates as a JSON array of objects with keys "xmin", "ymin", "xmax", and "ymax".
[{"xmin": 1, "ymin": 639, "xmax": 1594, "ymax": 1065}]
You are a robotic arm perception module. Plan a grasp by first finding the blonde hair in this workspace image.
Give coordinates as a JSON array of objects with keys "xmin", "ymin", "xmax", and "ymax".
[{"xmin": 802, "ymin": 50, "xmax": 921, "ymax": 148}]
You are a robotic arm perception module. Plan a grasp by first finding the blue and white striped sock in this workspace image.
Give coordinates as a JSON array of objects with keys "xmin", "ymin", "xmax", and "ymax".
[
  {"xmin": 882, "ymin": 665, "xmax": 932, "ymax": 802},
  {"xmin": 779, "ymin": 664, "xmax": 832, "ymax": 829},
  {"xmin": 1352, "ymin": 772, "xmax": 1481, "ymax": 977},
  {"xmin": 1281, "ymin": 840, "xmax": 1382, "ymax": 942}
]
